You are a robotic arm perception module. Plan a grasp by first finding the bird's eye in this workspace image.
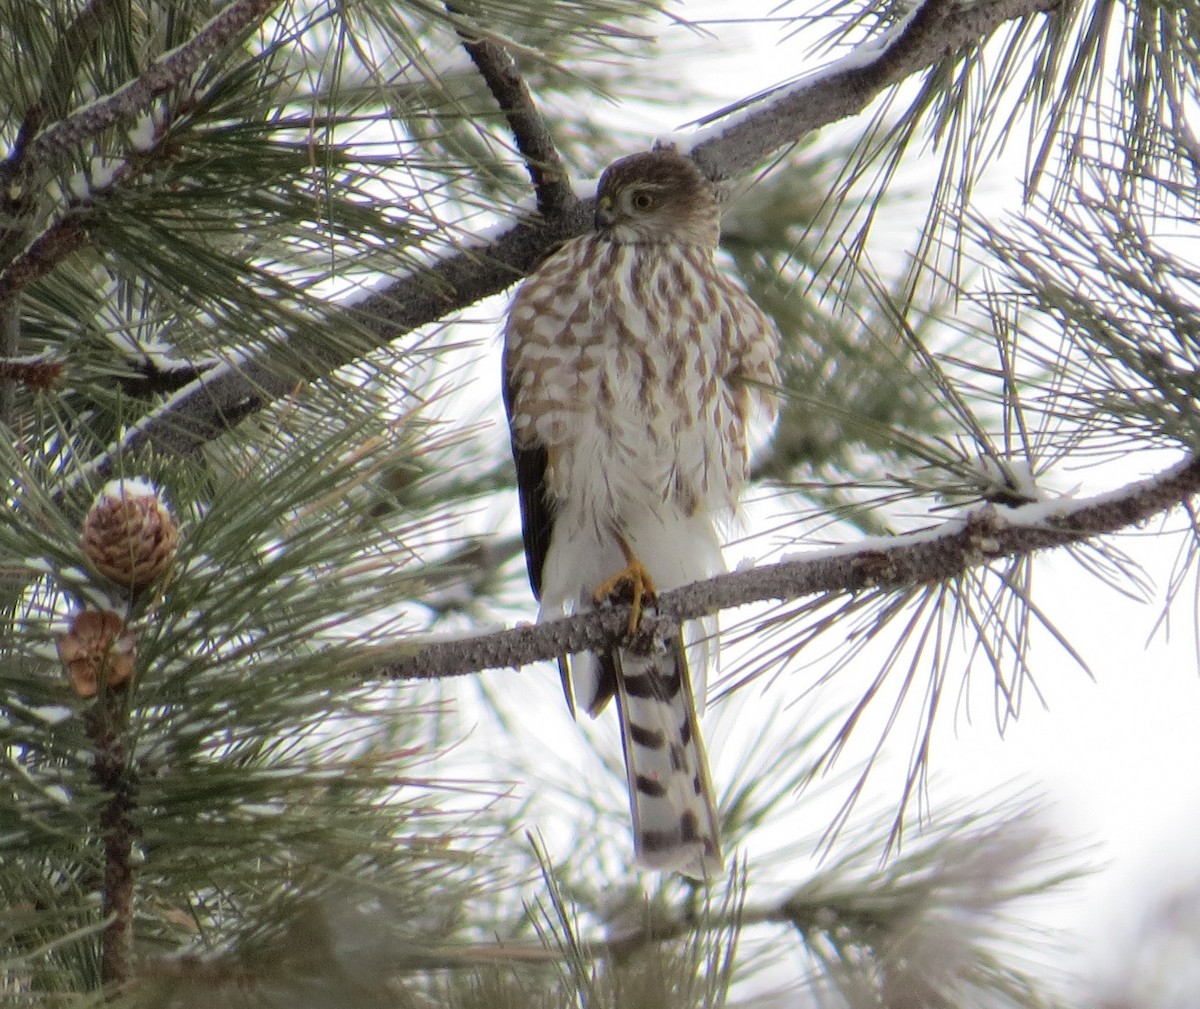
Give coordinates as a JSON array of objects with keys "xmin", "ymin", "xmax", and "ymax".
[{"xmin": 631, "ymin": 191, "xmax": 655, "ymax": 211}]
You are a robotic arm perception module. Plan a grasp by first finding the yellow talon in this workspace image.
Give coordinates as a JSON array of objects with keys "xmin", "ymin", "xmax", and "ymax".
[{"xmin": 593, "ymin": 535, "xmax": 657, "ymax": 635}]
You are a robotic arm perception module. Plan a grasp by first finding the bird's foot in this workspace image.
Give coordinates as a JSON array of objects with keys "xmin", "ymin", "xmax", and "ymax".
[{"xmin": 593, "ymin": 556, "xmax": 657, "ymax": 636}]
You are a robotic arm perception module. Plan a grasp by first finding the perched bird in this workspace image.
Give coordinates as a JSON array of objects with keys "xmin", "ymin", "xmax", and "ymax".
[{"xmin": 502, "ymin": 148, "xmax": 780, "ymax": 877}]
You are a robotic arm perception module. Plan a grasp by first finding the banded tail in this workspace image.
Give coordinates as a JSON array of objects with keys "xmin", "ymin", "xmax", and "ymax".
[{"xmin": 603, "ymin": 636, "xmax": 722, "ymax": 878}]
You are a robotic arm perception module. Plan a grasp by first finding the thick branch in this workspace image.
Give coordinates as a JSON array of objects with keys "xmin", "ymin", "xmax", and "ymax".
[
  {"xmin": 375, "ymin": 455, "xmax": 1200, "ymax": 682},
  {"xmin": 81, "ymin": 209, "xmax": 592, "ymax": 479},
  {"xmin": 688, "ymin": 0, "xmax": 1057, "ymax": 179},
  {"xmin": 84, "ymin": 0, "xmax": 1057, "ymax": 471},
  {"xmin": 449, "ymin": 6, "xmax": 572, "ymax": 217}
]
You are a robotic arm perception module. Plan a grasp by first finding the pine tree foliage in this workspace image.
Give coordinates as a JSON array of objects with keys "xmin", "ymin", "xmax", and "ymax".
[{"xmin": 2, "ymin": 0, "xmax": 1199, "ymax": 1005}]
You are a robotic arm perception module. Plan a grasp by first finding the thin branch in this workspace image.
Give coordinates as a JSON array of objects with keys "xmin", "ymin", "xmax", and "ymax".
[
  {"xmin": 72, "ymin": 208, "xmax": 593, "ymax": 484},
  {"xmin": 0, "ymin": 352, "xmax": 65, "ymax": 391},
  {"xmin": 0, "ymin": 0, "xmax": 123, "ymax": 268},
  {"xmin": 375, "ymin": 454, "xmax": 1200, "ymax": 682},
  {"xmin": 448, "ymin": 5, "xmax": 572, "ymax": 217},
  {"xmin": 33, "ymin": 0, "xmax": 129, "ymax": 126},
  {"xmin": 79, "ymin": 0, "xmax": 1059, "ymax": 474},
  {"xmin": 0, "ymin": 110, "xmax": 177, "ymax": 306},
  {"xmin": 377, "ymin": 904, "xmax": 792, "ymax": 968},
  {"xmin": 115, "ymin": 358, "xmax": 218, "ymax": 398},
  {"xmin": 0, "ymin": 296, "xmax": 18, "ymax": 423},
  {"xmin": 0, "ymin": 0, "xmax": 280, "ymax": 397},
  {"xmin": 6, "ymin": 0, "xmax": 280, "ymax": 180},
  {"xmin": 0, "ymin": 211, "xmax": 92, "ymax": 304},
  {"xmin": 138, "ymin": 903, "xmax": 788, "ymax": 978},
  {"xmin": 86, "ymin": 688, "xmax": 135, "ymax": 991}
]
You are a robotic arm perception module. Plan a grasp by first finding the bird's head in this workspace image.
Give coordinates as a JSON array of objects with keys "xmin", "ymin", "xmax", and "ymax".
[{"xmin": 594, "ymin": 150, "xmax": 720, "ymax": 248}]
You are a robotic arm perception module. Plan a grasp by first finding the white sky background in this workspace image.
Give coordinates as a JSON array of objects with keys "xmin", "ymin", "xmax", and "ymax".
[
  {"xmin": 428, "ymin": 1, "xmax": 1200, "ymax": 998},
  {"xmin": 650, "ymin": 5, "xmax": 1200, "ymax": 984}
]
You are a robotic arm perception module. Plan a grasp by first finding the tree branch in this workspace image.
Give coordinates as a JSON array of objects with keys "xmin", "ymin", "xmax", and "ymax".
[
  {"xmin": 0, "ymin": 0, "xmax": 125, "ymax": 268},
  {"xmin": 8, "ymin": 0, "xmax": 281, "ymax": 180},
  {"xmin": 86, "ymin": 689, "xmax": 136, "ymax": 991},
  {"xmin": 374, "ymin": 454, "xmax": 1200, "ymax": 682},
  {"xmin": 0, "ymin": 101, "xmax": 181, "ymax": 307},
  {"xmin": 74, "ymin": 209, "xmax": 592, "ymax": 486},
  {"xmin": 0, "ymin": 210, "xmax": 91, "ymax": 304},
  {"xmin": 80, "ymin": 0, "xmax": 1058, "ymax": 473},
  {"xmin": 687, "ymin": 0, "xmax": 1057, "ymax": 179},
  {"xmin": 0, "ymin": 352, "xmax": 66, "ymax": 391},
  {"xmin": 695, "ymin": 0, "xmax": 1060, "ymax": 171},
  {"xmin": 448, "ymin": 5, "xmax": 572, "ymax": 217}
]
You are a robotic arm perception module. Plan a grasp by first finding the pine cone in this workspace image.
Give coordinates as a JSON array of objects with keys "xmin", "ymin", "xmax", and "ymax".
[
  {"xmin": 56, "ymin": 610, "xmax": 137, "ymax": 698},
  {"xmin": 81, "ymin": 480, "xmax": 178, "ymax": 590}
]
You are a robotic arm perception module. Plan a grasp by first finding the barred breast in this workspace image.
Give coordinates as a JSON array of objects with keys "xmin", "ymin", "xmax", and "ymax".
[
  {"xmin": 503, "ymin": 209, "xmax": 780, "ymax": 877},
  {"xmin": 505, "ymin": 235, "xmax": 750, "ymax": 557}
]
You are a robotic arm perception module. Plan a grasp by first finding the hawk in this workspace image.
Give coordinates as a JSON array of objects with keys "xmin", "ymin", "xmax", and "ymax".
[{"xmin": 502, "ymin": 149, "xmax": 780, "ymax": 877}]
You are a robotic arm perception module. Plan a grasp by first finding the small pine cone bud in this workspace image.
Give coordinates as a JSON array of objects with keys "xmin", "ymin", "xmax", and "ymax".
[
  {"xmin": 81, "ymin": 479, "xmax": 178, "ymax": 590},
  {"xmin": 56, "ymin": 610, "xmax": 137, "ymax": 698}
]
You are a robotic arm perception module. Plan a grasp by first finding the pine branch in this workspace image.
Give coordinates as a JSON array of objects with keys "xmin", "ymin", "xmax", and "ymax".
[
  {"xmin": 689, "ymin": 0, "xmax": 1058, "ymax": 182},
  {"xmin": 115, "ymin": 358, "xmax": 217, "ymax": 398},
  {"xmin": 65, "ymin": 210, "xmax": 592, "ymax": 491},
  {"xmin": 86, "ymin": 688, "xmax": 136, "ymax": 991},
  {"xmin": 376, "ymin": 453, "xmax": 1200, "ymax": 682},
  {"xmin": 448, "ymin": 4, "xmax": 572, "ymax": 217},
  {"xmin": 0, "ymin": 304, "xmax": 15, "ymax": 423},
  {"xmin": 0, "ymin": 352, "xmax": 66, "ymax": 391},
  {"xmin": 0, "ymin": 210, "xmax": 91, "ymax": 303},
  {"xmin": 33, "ymin": 0, "xmax": 128, "ymax": 126},
  {"xmin": 0, "ymin": 107, "xmax": 176, "ymax": 305},
  {"xmin": 0, "ymin": 0, "xmax": 122, "ymax": 267},
  {"xmin": 1, "ymin": 0, "xmax": 280, "ymax": 182},
  {"xmin": 318, "ymin": 904, "xmax": 789, "ymax": 969},
  {"xmin": 79, "ymin": 0, "xmax": 1060, "ymax": 475}
]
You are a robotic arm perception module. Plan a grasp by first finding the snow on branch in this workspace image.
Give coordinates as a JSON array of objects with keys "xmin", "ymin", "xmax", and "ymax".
[
  {"xmin": 83, "ymin": 0, "xmax": 1060, "ymax": 475},
  {"xmin": 688, "ymin": 0, "xmax": 1058, "ymax": 179},
  {"xmin": 76, "ymin": 209, "xmax": 594, "ymax": 485},
  {"xmin": 374, "ymin": 454, "xmax": 1200, "ymax": 682},
  {"xmin": 7, "ymin": 0, "xmax": 280, "ymax": 178}
]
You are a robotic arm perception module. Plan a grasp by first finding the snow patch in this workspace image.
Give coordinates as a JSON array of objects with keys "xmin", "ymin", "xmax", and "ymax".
[
  {"xmin": 128, "ymin": 112, "xmax": 158, "ymax": 152},
  {"xmin": 66, "ymin": 157, "xmax": 123, "ymax": 200},
  {"xmin": 30, "ymin": 705, "xmax": 74, "ymax": 726},
  {"xmin": 97, "ymin": 476, "xmax": 161, "ymax": 503}
]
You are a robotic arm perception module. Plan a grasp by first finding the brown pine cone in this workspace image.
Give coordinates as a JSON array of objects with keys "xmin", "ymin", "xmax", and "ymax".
[
  {"xmin": 55, "ymin": 610, "xmax": 137, "ymax": 697},
  {"xmin": 81, "ymin": 480, "xmax": 178, "ymax": 590}
]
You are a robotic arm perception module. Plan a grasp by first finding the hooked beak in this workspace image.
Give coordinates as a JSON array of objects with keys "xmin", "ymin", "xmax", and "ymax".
[{"xmin": 595, "ymin": 195, "xmax": 615, "ymax": 229}]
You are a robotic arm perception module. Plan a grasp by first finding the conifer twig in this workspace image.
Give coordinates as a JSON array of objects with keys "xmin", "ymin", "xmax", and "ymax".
[
  {"xmin": 69, "ymin": 208, "xmax": 593, "ymax": 483},
  {"xmin": 449, "ymin": 5, "xmax": 572, "ymax": 217},
  {"xmin": 0, "ymin": 352, "xmax": 65, "ymax": 391},
  {"xmin": 375, "ymin": 454, "xmax": 1200, "ymax": 682},
  {"xmin": 0, "ymin": 298, "xmax": 18, "ymax": 423},
  {"xmin": 687, "ymin": 0, "xmax": 1058, "ymax": 180},
  {"xmin": 3, "ymin": 0, "xmax": 279, "ymax": 180},
  {"xmin": 0, "ymin": 0, "xmax": 121, "ymax": 268},
  {"xmin": 0, "ymin": 213, "xmax": 91, "ymax": 304},
  {"xmin": 0, "ymin": 1, "xmax": 279, "ymax": 315},
  {"xmin": 79, "ymin": 0, "xmax": 1059, "ymax": 472},
  {"xmin": 86, "ymin": 690, "xmax": 136, "ymax": 990}
]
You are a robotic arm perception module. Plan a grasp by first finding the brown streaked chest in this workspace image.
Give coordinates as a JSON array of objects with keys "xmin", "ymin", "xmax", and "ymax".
[{"xmin": 505, "ymin": 237, "xmax": 734, "ymax": 442}]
